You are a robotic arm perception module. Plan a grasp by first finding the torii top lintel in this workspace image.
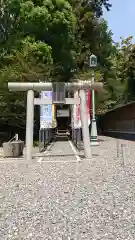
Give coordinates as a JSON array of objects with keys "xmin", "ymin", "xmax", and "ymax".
[{"xmin": 8, "ymin": 81, "xmax": 103, "ymax": 92}]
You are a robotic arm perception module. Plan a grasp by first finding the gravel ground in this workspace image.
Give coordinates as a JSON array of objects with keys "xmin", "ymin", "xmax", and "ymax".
[{"xmin": 0, "ymin": 136, "xmax": 135, "ymax": 239}]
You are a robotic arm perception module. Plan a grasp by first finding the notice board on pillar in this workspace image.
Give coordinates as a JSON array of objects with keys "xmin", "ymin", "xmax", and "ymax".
[{"xmin": 40, "ymin": 91, "xmax": 52, "ymax": 129}]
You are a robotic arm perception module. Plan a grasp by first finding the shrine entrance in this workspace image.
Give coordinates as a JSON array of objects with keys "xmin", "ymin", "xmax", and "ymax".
[{"xmin": 8, "ymin": 81, "xmax": 103, "ymax": 160}]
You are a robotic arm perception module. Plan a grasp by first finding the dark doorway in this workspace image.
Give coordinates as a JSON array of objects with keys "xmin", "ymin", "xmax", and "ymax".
[
  {"xmin": 56, "ymin": 105, "xmax": 71, "ymax": 131},
  {"xmin": 56, "ymin": 116, "xmax": 70, "ymax": 130}
]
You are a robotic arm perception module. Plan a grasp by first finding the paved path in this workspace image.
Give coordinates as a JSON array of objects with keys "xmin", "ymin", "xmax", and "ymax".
[
  {"xmin": 0, "ymin": 136, "xmax": 135, "ymax": 239},
  {"xmin": 35, "ymin": 136, "xmax": 78, "ymax": 163}
]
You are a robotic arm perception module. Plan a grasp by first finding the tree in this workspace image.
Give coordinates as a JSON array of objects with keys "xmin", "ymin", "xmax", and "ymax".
[
  {"xmin": 90, "ymin": 0, "xmax": 112, "ymax": 17},
  {"xmin": 68, "ymin": 0, "xmax": 113, "ymax": 77},
  {"xmin": 126, "ymin": 43, "xmax": 135, "ymax": 100},
  {"xmin": 0, "ymin": 0, "xmax": 116, "ymax": 132},
  {"xmin": 112, "ymin": 36, "xmax": 135, "ymax": 103},
  {"xmin": 0, "ymin": 0, "xmax": 76, "ymax": 78},
  {"xmin": 0, "ymin": 0, "xmax": 76, "ymax": 130},
  {"xmin": 97, "ymin": 36, "xmax": 135, "ymax": 114}
]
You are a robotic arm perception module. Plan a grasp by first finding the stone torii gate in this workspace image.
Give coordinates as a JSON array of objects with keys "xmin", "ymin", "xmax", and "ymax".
[{"xmin": 8, "ymin": 81, "xmax": 103, "ymax": 161}]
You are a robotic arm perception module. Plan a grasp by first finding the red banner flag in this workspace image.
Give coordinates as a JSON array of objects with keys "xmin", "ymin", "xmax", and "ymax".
[
  {"xmin": 73, "ymin": 90, "xmax": 91, "ymax": 128},
  {"xmin": 86, "ymin": 90, "xmax": 91, "ymax": 124}
]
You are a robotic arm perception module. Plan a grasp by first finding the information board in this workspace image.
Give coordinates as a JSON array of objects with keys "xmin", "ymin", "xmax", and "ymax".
[{"xmin": 40, "ymin": 91, "xmax": 52, "ymax": 129}]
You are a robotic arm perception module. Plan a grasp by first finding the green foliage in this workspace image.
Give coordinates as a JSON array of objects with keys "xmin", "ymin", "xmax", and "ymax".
[
  {"xmin": 0, "ymin": 0, "xmax": 76, "ymax": 128},
  {"xmin": 0, "ymin": 0, "xmax": 76, "ymax": 75},
  {"xmin": 1, "ymin": 0, "xmax": 135, "ymax": 131},
  {"xmin": 70, "ymin": 1, "xmax": 113, "ymax": 74},
  {"xmin": 98, "ymin": 36, "xmax": 135, "ymax": 113}
]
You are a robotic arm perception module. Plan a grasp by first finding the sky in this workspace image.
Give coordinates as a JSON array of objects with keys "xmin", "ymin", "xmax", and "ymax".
[{"xmin": 103, "ymin": 0, "xmax": 135, "ymax": 43}]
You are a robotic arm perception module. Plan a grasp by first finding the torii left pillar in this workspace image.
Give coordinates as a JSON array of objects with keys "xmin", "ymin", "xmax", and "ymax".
[{"xmin": 26, "ymin": 90, "xmax": 34, "ymax": 161}]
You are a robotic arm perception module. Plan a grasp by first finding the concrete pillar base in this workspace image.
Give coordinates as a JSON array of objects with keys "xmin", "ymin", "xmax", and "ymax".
[
  {"xmin": 90, "ymin": 141, "xmax": 99, "ymax": 146},
  {"xmin": 3, "ymin": 141, "xmax": 24, "ymax": 158},
  {"xmin": 90, "ymin": 119, "xmax": 99, "ymax": 146}
]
